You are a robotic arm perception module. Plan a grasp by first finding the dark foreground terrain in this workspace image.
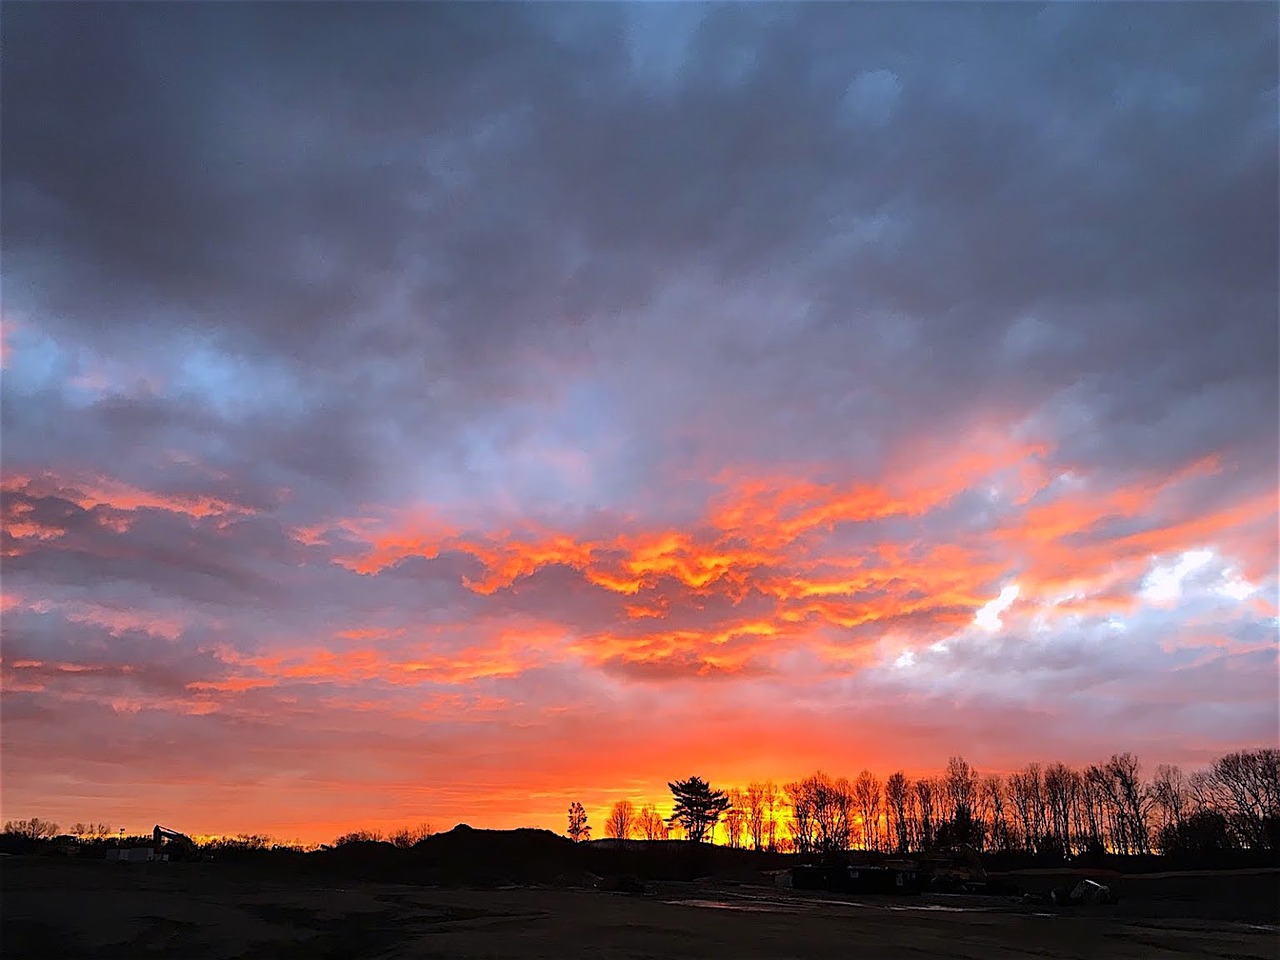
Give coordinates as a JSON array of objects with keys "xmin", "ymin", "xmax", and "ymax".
[{"xmin": 4, "ymin": 856, "xmax": 1278, "ymax": 960}]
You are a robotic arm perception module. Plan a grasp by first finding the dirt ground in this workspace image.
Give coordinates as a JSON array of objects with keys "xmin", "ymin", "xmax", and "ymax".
[{"xmin": 3, "ymin": 857, "xmax": 1277, "ymax": 960}]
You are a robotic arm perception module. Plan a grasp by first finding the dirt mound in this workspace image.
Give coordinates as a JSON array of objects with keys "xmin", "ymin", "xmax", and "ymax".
[
  {"xmin": 582, "ymin": 839, "xmax": 791, "ymax": 882},
  {"xmin": 412, "ymin": 824, "xmax": 587, "ymax": 887},
  {"xmin": 303, "ymin": 827, "xmax": 587, "ymax": 886},
  {"xmin": 310, "ymin": 839, "xmax": 407, "ymax": 880},
  {"xmin": 409, "ymin": 831, "xmax": 794, "ymax": 886},
  {"xmin": 295, "ymin": 829, "xmax": 794, "ymax": 888}
]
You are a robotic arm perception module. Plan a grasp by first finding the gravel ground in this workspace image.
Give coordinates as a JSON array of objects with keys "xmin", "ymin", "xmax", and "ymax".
[{"xmin": 3, "ymin": 856, "xmax": 1276, "ymax": 960}]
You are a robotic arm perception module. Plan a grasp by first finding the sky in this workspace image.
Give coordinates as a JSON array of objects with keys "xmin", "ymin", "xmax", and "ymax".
[{"xmin": 2, "ymin": 2, "xmax": 1277, "ymax": 845}]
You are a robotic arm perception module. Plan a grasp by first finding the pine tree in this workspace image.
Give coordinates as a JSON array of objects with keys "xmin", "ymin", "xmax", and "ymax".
[{"xmin": 668, "ymin": 776, "xmax": 731, "ymax": 843}]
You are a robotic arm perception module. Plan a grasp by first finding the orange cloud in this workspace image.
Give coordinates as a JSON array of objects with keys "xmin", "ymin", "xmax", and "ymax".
[
  {"xmin": 2, "ymin": 472, "xmax": 257, "ymax": 551},
  {"xmin": 206, "ymin": 625, "xmax": 568, "ymax": 694},
  {"xmin": 64, "ymin": 605, "xmax": 188, "ymax": 641}
]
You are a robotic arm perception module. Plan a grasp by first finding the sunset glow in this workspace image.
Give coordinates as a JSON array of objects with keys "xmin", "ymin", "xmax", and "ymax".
[{"xmin": 2, "ymin": 3, "xmax": 1276, "ymax": 846}]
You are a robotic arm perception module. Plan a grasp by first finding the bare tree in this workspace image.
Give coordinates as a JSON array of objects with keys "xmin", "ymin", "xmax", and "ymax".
[
  {"xmin": 884, "ymin": 771, "xmax": 910, "ymax": 853},
  {"xmin": 390, "ymin": 822, "xmax": 435, "ymax": 848},
  {"xmin": 636, "ymin": 804, "xmax": 669, "ymax": 840},
  {"xmin": 208, "ymin": 833, "xmax": 272, "ymax": 852},
  {"xmin": 980, "ymin": 774, "xmax": 1010, "ymax": 852},
  {"xmin": 911, "ymin": 778, "xmax": 937, "ymax": 850},
  {"xmin": 785, "ymin": 778, "xmax": 817, "ymax": 855},
  {"xmin": 724, "ymin": 789, "xmax": 747, "ymax": 848},
  {"xmin": 940, "ymin": 756, "xmax": 980, "ymax": 847},
  {"xmin": 1080, "ymin": 764, "xmax": 1110, "ymax": 853},
  {"xmin": 944, "ymin": 756, "xmax": 978, "ymax": 817},
  {"xmin": 1106, "ymin": 752, "xmax": 1151, "ymax": 854},
  {"xmin": 800, "ymin": 772, "xmax": 855, "ymax": 854},
  {"xmin": 605, "ymin": 800, "xmax": 636, "ymax": 840},
  {"xmin": 746, "ymin": 783, "xmax": 766, "ymax": 850},
  {"xmin": 567, "ymin": 802, "xmax": 591, "ymax": 842},
  {"xmin": 334, "ymin": 829, "xmax": 384, "ymax": 845},
  {"xmin": 4, "ymin": 818, "xmax": 60, "ymax": 839},
  {"xmin": 853, "ymin": 770, "xmax": 883, "ymax": 851},
  {"xmin": 1008, "ymin": 763, "xmax": 1044, "ymax": 852},
  {"xmin": 1152, "ymin": 764, "xmax": 1188, "ymax": 847},
  {"xmin": 629, "ymin": 746, "xmax": 1266, "ymax": 861},
  {"xmin": 763, "ymin": 780, "xmax": 780, "ymax": 851},
  {"xmin": 1191, "ymin": 748, "xmax": 1280, "ymax": 850},
  {"xmin": 1043, "ymin": 762, "xmax": 1079, "ymax": 856}
]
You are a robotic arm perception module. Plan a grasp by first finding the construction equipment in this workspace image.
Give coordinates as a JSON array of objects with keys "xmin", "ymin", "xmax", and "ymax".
[{"xmin": 153, "ymin": 825, "xmax": 198, "ymax": 861}]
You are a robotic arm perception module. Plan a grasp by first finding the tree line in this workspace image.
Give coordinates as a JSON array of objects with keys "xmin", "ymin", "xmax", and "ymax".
[{"xmin": 571, "ymin": 748, "xmax": 1279, "ymax": 859}]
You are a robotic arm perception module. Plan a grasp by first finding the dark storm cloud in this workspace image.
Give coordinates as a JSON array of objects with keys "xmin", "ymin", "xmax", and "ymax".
[
  {"xmin": 10, "ymin": 0, "xmax": 1276, "ymax": 538},
  {"xmin": 4, "ymin": 3, "xmax": 590, "ymax": 363},
  {"xmin": 7, "ymin": 4, "xmax": 1273, "ymax": 442}
]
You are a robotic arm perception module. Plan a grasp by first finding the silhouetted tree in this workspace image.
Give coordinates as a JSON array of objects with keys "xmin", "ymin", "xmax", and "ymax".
[
  {"xmin": 334, "ymin": 829, "xmax": 384, "ymax": 845},
  {"xmin": 4, "ymin": 818, "xmax": 60, "ymax": 839},
  {"xmin": 1151, "ymin": 764, "xmax": 1188, "ymax": 847},
  {"xmin": 936, "ymin": 802, "xmax": 981, "ymax": 848},
  {"xmin": 786, "ymin": 779, "xmax": 816, "ymax": 855},
  {"xmin": 944, "ymin": 756, "xmax": 978, "ymax": 822},
  {"xmin": 885, "ymin": 772, "xmax": 910, "ymax": 854},
  {"xmin": 788, "ymin": 772, "xmax": 854, "ymax": 854},
  {"xmin": 980, "ymin": 774, "xmax": 1010, "ymax": 852},
  {"xmin": 208, "ymin": 834, "xmax": 272, "ymax": 852},
  {"xmin": 724, "ymin": 789, "xmax": 747, "ymax": 848},
  {"xmin": 668, "ymin": 776, "xmax": 730, "ymax": 843},
  {"xmin": 605, "ymin": 800, "xmax": 636, "ymax": 840},
  {"xmin": 1190, "ymin": 747, "xmax": 1280, "ymax": 850},
  {"xmin": 636, "ymin": 804, "xmax": 669, "ymax": 840},
  {"xmin": 763, "ymin": 780, "xmax": 781, "ymax": 851},
  {"xmin": 1043, "ymin": 762, "xmax": 1078, "ymax": 855},
  {"xmin": 567, "ymin": 802, "xmax": 591, "ymax": 842},
  {"xmin": 912, "ymin": 778, "xmax": 937, "ymax": 850},
  {"xmin": 853, "ymin": 770, "xmax": 882, "ymax": 851},
  {"xmin": 390, "ymin": 823, "xmax": 435, "ymax": 848},
  {"xmin": 654, "ymin": 747, "xmax": 1264, "ymax": 860},
  {"xmin": 1159, "ymin": 809, "xmax": 1234, "ymax": 860},
  {"xmin": 940, "ymin": 756, "xmax": 984, "ymax": 848},
  {"xmin": 746, "ymin": 782, "xmax": 767, "ymax": 850},
  {"xmin": 1080, "ymin": 763, "xmax": 1110, "ymax": 853},
  {"xmin": 1105, "ymin": 752, "xmax": 1151, "ymax": 854},
  {"xmin": 1008, "ymin": 763, "xmax": 1044, "ymax": 852}
]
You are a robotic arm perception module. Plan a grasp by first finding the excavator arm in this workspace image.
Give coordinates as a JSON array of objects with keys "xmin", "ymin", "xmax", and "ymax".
[{"xmin": 153, "ymin": 825, "xmax": 198, "ymax": 856}]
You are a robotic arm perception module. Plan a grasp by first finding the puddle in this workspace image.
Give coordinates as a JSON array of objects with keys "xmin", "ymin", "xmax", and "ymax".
[
  {"xmin": 669, "ymin": 899, "xmax": 792, "ymax": 914},
  {"xmin": 795, "ymin": 896, "xmax": 994, "ymax": 914},
  {"xmin": 671, "ymin": 895, "xmax": 996, "ymax": 916}
]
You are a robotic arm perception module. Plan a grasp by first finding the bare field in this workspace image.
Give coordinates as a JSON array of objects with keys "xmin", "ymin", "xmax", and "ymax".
[{"xmin": 3, "ymin": 857, "xmax": 1277, "ymax": 960}]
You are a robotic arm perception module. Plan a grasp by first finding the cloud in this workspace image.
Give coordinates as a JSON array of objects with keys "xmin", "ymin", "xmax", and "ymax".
[{"xmin": 1, "ymin": 2, "xmax": 1275, "ymax": 841}]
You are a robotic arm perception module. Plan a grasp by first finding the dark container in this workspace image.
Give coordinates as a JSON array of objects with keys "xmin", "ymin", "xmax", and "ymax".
[{"xmin": 791, "ymin": 863, "xmax": 922, "ymax": 895}]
